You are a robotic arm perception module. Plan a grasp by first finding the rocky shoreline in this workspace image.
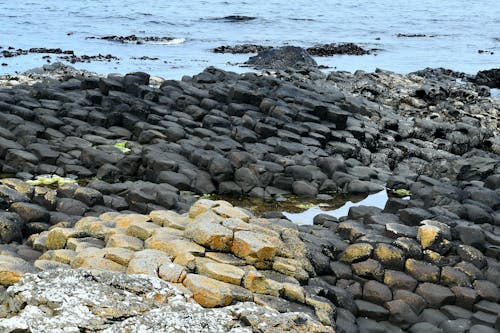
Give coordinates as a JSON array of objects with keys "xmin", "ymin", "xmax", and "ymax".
[{"xmin": 0, "ymin": 61, "xmax": 499, "ymax": 332}]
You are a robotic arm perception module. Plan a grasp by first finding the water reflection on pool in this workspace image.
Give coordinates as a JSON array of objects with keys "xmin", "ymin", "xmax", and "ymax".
[
  {"xmin": 283, "ymin": 189, "xmax": 390, "ymax": 225},
  {"xmin": 209, "ymin": 189, "xmax": 409, "ymax": 225}
]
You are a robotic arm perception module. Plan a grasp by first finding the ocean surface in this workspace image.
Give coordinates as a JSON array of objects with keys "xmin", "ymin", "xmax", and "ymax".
[{"xmin": 0, "ymin": 0, "xmax": 499, "ymax": 79}]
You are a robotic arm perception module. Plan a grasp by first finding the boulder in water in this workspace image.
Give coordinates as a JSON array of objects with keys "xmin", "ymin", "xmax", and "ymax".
[
  {"xmin": 471, "ymin": 68, "xmax": 500, "ymax": 88},
  {"xmin": 245, "ymin": 46, "xmax": 317, "ymax": 70}
]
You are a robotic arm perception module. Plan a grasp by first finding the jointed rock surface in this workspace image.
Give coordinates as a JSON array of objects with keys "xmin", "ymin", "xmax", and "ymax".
[{"xmin": 0, "ymin": 63, "xmax": 498, "ymax": 332}]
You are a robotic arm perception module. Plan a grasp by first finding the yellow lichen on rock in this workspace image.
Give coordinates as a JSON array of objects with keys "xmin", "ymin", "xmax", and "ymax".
[
  {"xmin": 183, "ymin": 273, "xmax": 234, "ymax": 307},
  {"xmin": 339, "ymin": 243, "xmax": 373, "ymax": 263},
  {"xmin": 232, "ymin": 231, "xmax": 280, "ymax": 261},
  {"xmin": 188, "ymin": 199, "xmax": 217, "ymax": 218},
  {"xmin": 197, "ymin": 262, "xmax": 245, "ymax": 285},
  {"xmin": 417, "ymin": 225, "xmax": 441, "ymax": 249},
  {"xmin": 184, "ymin": 219, "xmax": 233, "ymax": 252}
]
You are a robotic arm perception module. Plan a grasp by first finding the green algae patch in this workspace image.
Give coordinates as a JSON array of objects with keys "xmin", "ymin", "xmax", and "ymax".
[
  {"xmin": 113, "ymin": 141, "xmax": 131, "ymax": 154},
  {"xmin": 26, "ymin": 175, "xmax": 77, "ymax": 186},
  {"xmin": 295, "ymin": 203, "xmax": 316, "ymax": 209},
  {"xmin": 391, "ymin": 188, "xmax": 411, "ymax": 197}
]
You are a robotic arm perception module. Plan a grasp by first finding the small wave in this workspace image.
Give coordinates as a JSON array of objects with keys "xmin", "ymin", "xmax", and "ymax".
[
  {"xmin": 206, "ymin": 15, "xmax": 256, "ymax": 22},
  {"xmin": 289, "ymin": 18, "xmax": 315, "ymax": 22},
  {"xmin": 146, "ymin": 38, "xmax": 186, "ymax": 45}
]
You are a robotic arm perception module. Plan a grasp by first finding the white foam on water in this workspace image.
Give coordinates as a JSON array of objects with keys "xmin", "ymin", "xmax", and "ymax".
[{"xmin": 151, "ymin": 38, "xmax": 186, "ymax": 45}]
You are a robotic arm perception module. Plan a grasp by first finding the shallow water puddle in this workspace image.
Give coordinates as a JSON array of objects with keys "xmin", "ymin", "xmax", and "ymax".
[
  {"xmin": 283, "ymin": 189, "xmax": 390, "ymax": 225},
  {"xmin": 214, "ymin": 189, "xmax": 407, "ymax": 225}
]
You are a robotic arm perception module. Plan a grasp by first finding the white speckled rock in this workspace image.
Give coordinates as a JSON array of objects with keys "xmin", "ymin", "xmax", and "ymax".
[{"xmin": 0, "ymin": 269, "xmax": 333, "ymax": 333}]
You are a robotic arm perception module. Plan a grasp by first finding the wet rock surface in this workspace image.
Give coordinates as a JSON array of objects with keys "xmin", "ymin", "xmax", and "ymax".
[{"xmin": 0, "ymin": 62, "xmax": 498, "ymax": 332}]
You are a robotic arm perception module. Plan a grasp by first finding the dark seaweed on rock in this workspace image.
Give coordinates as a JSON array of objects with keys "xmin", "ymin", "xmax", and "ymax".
[
  {"xmin": 213, "ymin": 44, "xmax": 273, "ymax": 54},
  {"xmin": 306, "ymin": 43, "xmax": 372, "ymax": 56},
  {"xmin": 28, "ymin": 48, "xmax": 74, "ymax": 55},
  {"xmin": 57, "ymin": 54, "xmax": 119, "ymax": 64},
  {"xmin": 477, "ymin": 49, "xmax": 495, "ymax": 55},
  {"xmin": 1, "ymin": 47, "xmax": 74, "ymax": 58},
  {"xmin": 396, "ymin": 33, "xmax": 437, "ymax": 38},
  {"xmin": 210, "ymin": 15, "xmax": 256, "ymax": 22},
  {"xmin": 1, "ymin": 49, "xmax": 28, "ymax": 58},
  {"xmin": 89, "ymin": 35, "xmax": 178, "ymax": 44},
  {"xmin": 131, "ymin": 56, "xmax": 160, "ymax": 61}
]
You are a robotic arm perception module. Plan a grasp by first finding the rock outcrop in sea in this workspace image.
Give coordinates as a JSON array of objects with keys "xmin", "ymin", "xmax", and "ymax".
[{"xmin": 0, "ymin": 62, "xmax": 498, "ymax": 332}]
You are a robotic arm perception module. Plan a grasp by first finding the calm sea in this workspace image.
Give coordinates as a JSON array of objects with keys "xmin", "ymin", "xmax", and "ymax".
[{"xmin": 0, "ymin": 0, "xmax": 499, "ymax": 78}]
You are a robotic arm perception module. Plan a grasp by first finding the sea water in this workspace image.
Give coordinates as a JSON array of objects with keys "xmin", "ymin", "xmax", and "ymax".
[{"xmin": 0, "ymin": 0, "xmax": 499, "ymax": 79}]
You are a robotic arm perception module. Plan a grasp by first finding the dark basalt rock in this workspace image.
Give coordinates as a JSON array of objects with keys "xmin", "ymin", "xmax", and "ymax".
[
  {"xmin": 0, "ymin": 211, "xmax": 24, "ymax": 243},
  {"xmin": 471, "ymin": 68, "xmax": 500, "ymax": 88},
  {"xmin": 0, "ymin": 63, "xmax": 499, "ymax": 331},
  {"xmin": 245, "ymin": 46, "xmax": 317, "ymax": 70}
]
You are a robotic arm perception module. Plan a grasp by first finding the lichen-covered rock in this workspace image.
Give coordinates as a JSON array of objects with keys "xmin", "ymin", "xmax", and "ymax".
[
  {"xmin": 46, "ymin": 227, "xmax": 88, "ymax": 250},
  {"xmin": 126, "ymin": 221, "xmax": 161, "ymax": 240},
  {"xmin": 112, "ymin": 213, "xmax": 150, "ymax": 228},
  {"xmin": 212, "ymin": 202, "xmax": 251, "ymax": 222},
  {"xmin": 103, "ymin": 247, "xmax": 135, "ymax": 266},
  {"xmin": 144, "ymin": 227, "xmax": 184, "ymax": 252},
  {"xmin": 198, "ymin": 262, "xmax": 245, "ymax": 285},
  {"xmin": 183, "ymin": 273, "xmax": 252, "ymax": 307},
  {"xmin": 184, "ymin": 218, "xmax": 233, "ymax": 251},
  {"xmin": 106, "ymin": 233, "xmax": 144, "ymax": 251},
  {"xmin": 232, "ymin": 231, "xmax": 280, "ymax": 261},
  {"xmin": 0, "ymin": 269, "xmax": 333, "ymax": 332},
  {"xmin": 339, "ymin": 243, "xmax": 373, "ymax": 263},
  {"xmin": 373, "ymin": 243, "xmax": 405, "ymax": 269},
  {"xmin": 163, "ymin": 239, "xmax": 206, "ymax": 258},
  {"xmin": 158, "ymin": 262, "xmax": 187, "ymax": 283},
  {"xmin": 80, "ymin": 257, "xmax": 127, "ymax": 273},
  {"xmin": 188, "ymin": 199, "xmax": 217, "ymax": 218},
  {"xmin": 126, "ymin": 249, "xmax": 172, "ymax": 276},
  {"xmin": 417, "ymin": 224, "xmax": 442, "ymax": 249},
  {"xmin": 457, "ymin": 244, "xmax": 487, "ymax": 269},
  {"xmin": 243, "ymin": 270, "xmax": 283, "ymax": 296},
  {"xmin": 405, "ymin": 258, "xmax": 440, "ymax": 283},
  {"xmin": 0, "ymin": 255, "xmax": 38, "ymax": 286}
]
